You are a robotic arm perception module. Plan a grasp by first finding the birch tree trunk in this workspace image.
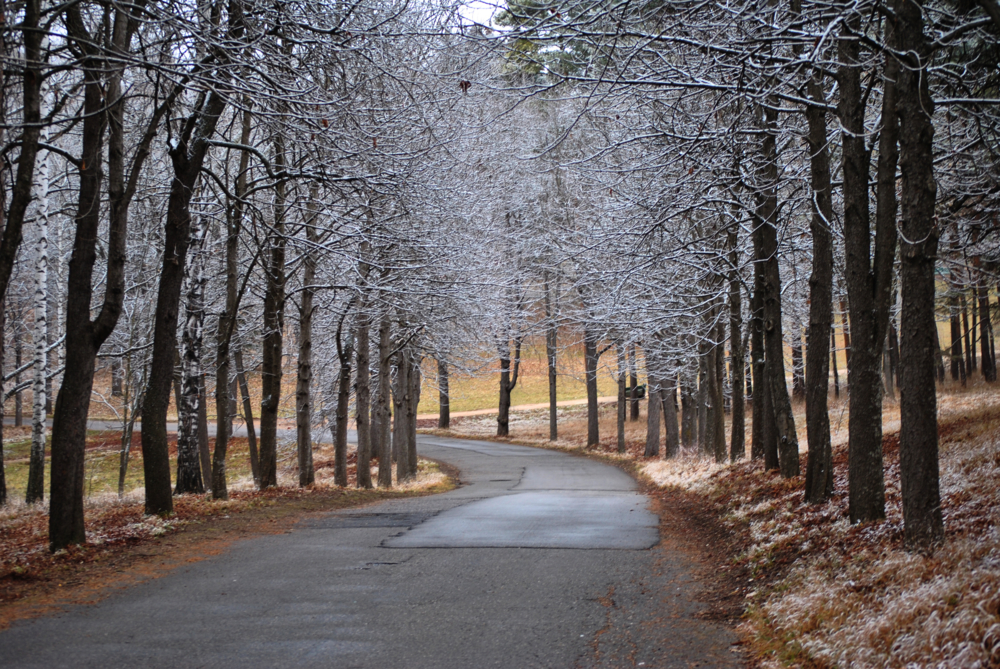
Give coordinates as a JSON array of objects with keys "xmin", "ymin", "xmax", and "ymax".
[
  {"xmin": 175, "ymin": 216, "xmax": 209, "ymax": 495},
  {"xmin": 544, "ymin": 278, "xmax": 558, "ymax": 441},
  {"xmin": 26, "ymin": 124, "xmax": 51, "ymax": 505}
]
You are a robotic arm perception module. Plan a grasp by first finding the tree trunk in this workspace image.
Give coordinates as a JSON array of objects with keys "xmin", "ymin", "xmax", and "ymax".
[
  {"xmin": 950, "ymin": 289, "xmax": 966, "ymax": 384},
  {"xmin": 979, "ymin": 283, "xmax": 996, "ymax": 382},
  {"xmin": 961, "ymin": 292, "xmax": 974, "ymax": 377},
  {"xmin": 212, "ymin": 103, "xmax": 252, "ymax": 500},
  {"xmin": 176, "ymin": 216, "xmax": 208, "ymax": 495},
  {"xmin": 616, "ymin": 343, "xmax": 626, "ymax": 453},
  {"xmin": 713, "ymin": 320, "xmax": 726, "ymax": 463},
  {"xmin": 0, "ymin": 305, "xmax": 5, "ymax": 507},
  {"xmin": 197, "ymin": 375, "xmax": 210, "ymax": 488},
  {"xmin": 140, "ymin": 89, "xmax": 227, "ymax": 515},
  {"xmin": 406, "ymin": 356, "xmax": 421, "ymax": 478},
  {"xmin": 584, "ymin": 325, "xmax": 599, "ymax": 447},
  {"xmin": 544, "ymin": 275, "xmax": 558, "ymax": 440},
  {"xmin": 645, "ymin": 374, "xmax": 661, "ymax": 457},
  {"xmin": 754, "ymin": 98, "xmax": 800, "ymax": 478},
  {"xmin": 49, "ymin": 8, "xmax": 134, "ymax": 544},
  {"xmin": 791, "ymin": 334, "xmax": 805, "ymax": 401},
  {"xmin": 437, "ymin": 359, "xmax": 450, "ymax": 429},
  {"xmin": 804, "ymin": 71, "xmax": 834, "ymax": 503},
  {"xmin": 375, "ymin": 316, "xmax": 392, "ymax": 488},
  {"xmin": 896, "ymin": 0, "xmax": 944, "ymax": 548},
  {"xmin": 831, "ymin": 324, "xmax": 841, "ymax": 397},
  {"xmin": 497, "ymin": 337, "xmax": 521, "ymax": 437},
  {"xmin": 628, "ymin": 344, "xmax": 639, "ymax": 422},
  {"xmin": 750, "ymin": 280, "xmax": 768, "ymax": 461},
  {"xmin": 697, "ymin": 343, "xmax": 709, "ymax": 455},
  {"xmin": 335, "ymin": 325, "xmax": 355, "ymax": 487},
  {"xmin": 355, "ymin": 311, "xmax": 372, "ymax": 489},
  {"xmin": 296, "ymin": 194, "xmax": 317, "ymax": 488},
  {"xmin": 234, "ymin": 347, "xmax": 259, "ymax": 484},
  {"xmin": 257, "ymin": 137, "xmax": 287, "ymax": 490},
  {"xmin": 26, "ymin": 124, "xmax": 51, "ymax": 505},
  {"xmin": 839, "ymin": 299, "xmax": 853, "ymax": 380},
  {"xmin": 728, "ymin": 222, "xmax": 745, "ymax": 462},
  {"xmin": 839, "ymin": 7, "xmax": 897, "ymax": 524},
  {"xmin": 393, "ymin": 347, "xmax": 411, "ymax": 482},
  {"xmin": 663, "ymin": 373, "xmax": 680, "ymax": 458}
]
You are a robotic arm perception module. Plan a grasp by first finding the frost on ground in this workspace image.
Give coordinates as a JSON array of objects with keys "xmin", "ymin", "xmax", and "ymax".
[
  {"xmin": 701, "ymin": 389, "xmax": 1000, "ymax": 668},
  {"xmin": 434, "ymin": 386, "xmax": 1000, "ymax": 668}
]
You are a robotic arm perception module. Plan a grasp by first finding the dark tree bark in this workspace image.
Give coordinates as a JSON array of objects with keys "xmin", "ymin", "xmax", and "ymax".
[
  {"xmin": 728, "ymin": 222, "xmax": 745, "ymax": 462},
  {"xmin": 375, "ymin": 316, "xmax": 392, "ymax": 488},
  {"xmin": 753, "ymin": 100, "xmax": 800, "ymax": 478},
  {"xmin": 49, "ymin": 2, "xmax": 144, "ymax": 546},
  {"xmin": 831, "ymin": 324, "xmax": 841, "ymax": 398},
  {"xmin": 437, "ymin": 359, "xmax": 450, "ymax": 429},
  {"xmin": 804, "ymin": 71, "xmax": 835, "ymax": 503},
  {"xmin": 681, "ymin": 370, "xmax": 696, "ymax": 449},
  {"xmin": 234, "ymin": 347, "xmax": 259, "ymax": 484},
  {"xmin": 257, "ymin": 137, "xmax": 288, "ymax": 490},
  {"xmin": 950, "ymin": 289, "xmax": 966, "ymax": 384},
  {"xmin": 961, "ymin": 292, "xmax": 974, "ymax": 377},
  {"xmin": 0, "ymin": 305, "xmax": 6, "ymax": 506},
  {"xmin": 838, "ymin": 7, "xmax": 897, "ymax": 523},
  {"xmin": 616, "ymin": 343, "xmax": 626, "ymax": 453},
  {"xmin": 334, "ymin": 324, "xmax": 355, "ymax": 487},
  {"xmin": 296, "ymin": 208, "xmax": 317, "ymax": 488},
  {"xmin": 896, "ymin": 0, "xmax": 944, "ymax": 548},
  {"xmin": 111, "ymin": 358, "xmax": 123, "ymax": 397},
  {"xmin": 791, "ymin": 334, "xmax": 805, "ymax": 401},
  {"xmin": 14, "ymin": 334, "xmax": 22, "ymax": 427},
  {"xmin": 393, "ymin": 347, "xmax": 412, "ymax": 482},
  {"xmin": 711, "ymin": 319, "xmax": 726, "ymax": 463},
  {"xmin": 628, "ymin": 344, "xmax": 639, "ymax": 422},
  {"xmin": 497, "ymin": 336, "xmax": 522, "ymax": 437},
  {"xmin": 979, "ymin": 283, "xmax": 996, "ymax": 382},
  {"xmin": 750, "ymin": 280, "xmax": 769, "ymax": 462},
  {"xmin": 355, "ymin": 310, "xmax": 372, "ymax": 489},
  {"xmin": 697, "ymin": 343, "xmax": 708, "ymax": 455},
  {"xmin": 663, "ymin": 373, "xmax": 680, "ymax": 458},
  {"xmin": 840, "ymin": 298, "xmax": 853, "ymax": 379},
  {"xmin": 406, "ymin": 357, "xmax": 421, "ymax": 479},
  {"xmin": 544, "ymin": 274, "xmax": 558, "ymax": 440},
  {"xmin": 213, "ymin": 104, "xmax": 253, "ymax": 499},
  {"xmin": 645, "ymin": 374, "xmax": 661, "ymax": 457},
  {"xmin": 584, "ymin": 325, "xmax": 599, "ymax": 447},
  {"xmin": 140, "ymin": 88, "xmax": 229, "ymax": 513}
]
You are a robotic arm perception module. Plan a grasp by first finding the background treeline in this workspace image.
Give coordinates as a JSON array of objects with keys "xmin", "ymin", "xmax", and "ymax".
[{"xmin": 0, "ymin": 0, "xmax": 996, "ymax": 555}]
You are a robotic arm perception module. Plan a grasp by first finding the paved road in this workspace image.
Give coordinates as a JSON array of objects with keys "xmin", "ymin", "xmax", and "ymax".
[{"xmin": 0, "ymin": 434, "xmax": 741, "ymax": 668}]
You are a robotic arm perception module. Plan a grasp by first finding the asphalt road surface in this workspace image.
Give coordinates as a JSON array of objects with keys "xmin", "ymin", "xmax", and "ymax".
[{"xmin": 0, "ymin": 434, "xmax": 741, "ymax": 668}]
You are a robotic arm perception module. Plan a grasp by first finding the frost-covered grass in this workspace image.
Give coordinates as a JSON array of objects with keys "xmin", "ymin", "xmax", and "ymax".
[
  {"xmin": 433, "ymin": 380, "xmax": 1000, "ymax": 667},
  {"xmin": 729, "ymin": 387, "xmax": 1000, "ymax": 668}
]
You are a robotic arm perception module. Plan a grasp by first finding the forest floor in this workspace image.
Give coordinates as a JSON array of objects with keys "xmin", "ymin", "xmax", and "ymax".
[
  {"xmin": 421, "ymin": 381, "xmax": 1000, "ymax": 668},
  {"xmin": 0, "ymin": 430, "xmax": 452, "ymax": 631}
]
